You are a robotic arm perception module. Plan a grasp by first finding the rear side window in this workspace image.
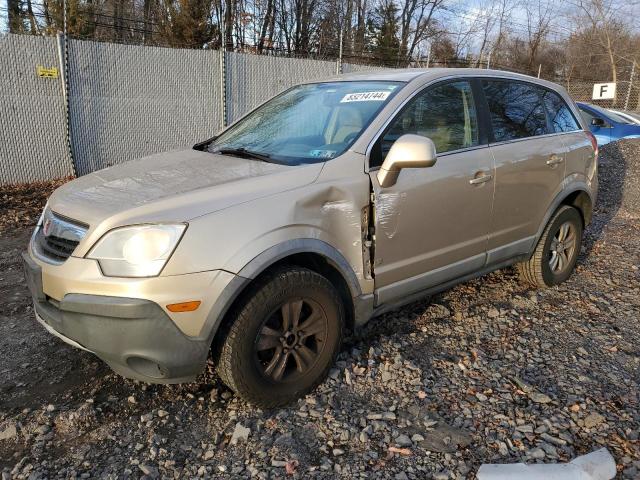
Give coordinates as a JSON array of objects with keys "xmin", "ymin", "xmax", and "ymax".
[
  {"xmin": 483, "ymin": 80, "xmax": 548, "ymax": 142},
  {"xmin": 371, "ymin": 80, "xmax": 480, "ymax": 166},
  {"xmin": 541, "ymin": 90, "xmax": 580, "ymax": 132}
]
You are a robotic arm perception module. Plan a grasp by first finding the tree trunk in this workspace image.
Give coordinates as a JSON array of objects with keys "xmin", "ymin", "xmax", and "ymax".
[
  {"xmin": 7, "ymin": 0, "xmax": 22, "ymax": 33},
  {"xmin": 143, "ymin": 0, "xmax": 153, "ymax": 44}
]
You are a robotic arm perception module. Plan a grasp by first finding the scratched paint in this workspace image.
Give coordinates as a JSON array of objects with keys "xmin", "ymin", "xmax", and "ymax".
[{"xmin": 376, "ymin": 191, "xmax": 406, "ymax": 239}]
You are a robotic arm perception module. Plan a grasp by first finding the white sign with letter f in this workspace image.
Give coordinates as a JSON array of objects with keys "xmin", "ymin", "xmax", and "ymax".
[{"xmin": 592, "ymin": 83, "xmax": 616, "ymax": 100}]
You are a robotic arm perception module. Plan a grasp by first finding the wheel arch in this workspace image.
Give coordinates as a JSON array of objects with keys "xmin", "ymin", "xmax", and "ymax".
[
  {"xmin": 534, "ymin": 186, "xmax": 594, "ymax": 245},
  {"xmin": 204, "ymin": 239, "xmax": 363, "ymax": 346}
]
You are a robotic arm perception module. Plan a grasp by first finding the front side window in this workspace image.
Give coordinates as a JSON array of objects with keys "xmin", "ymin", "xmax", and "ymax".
[
  {"xmin": 542, "ymin": 90, "xmax": 580, "ymax": 132},
  {"xmin": 483, "ymin": 80, "xmax": 548, "ymax": 142},
  {"xmin": 371, "ymin": 80, "xmax": 479, "ymax": 166},
  {"xmin": 209, "ymin": 81, "xmax": 402, "ymax": 165},
  {"xmin": 578, "ymin": 107, "xmax": 598, "ymax": 126}
]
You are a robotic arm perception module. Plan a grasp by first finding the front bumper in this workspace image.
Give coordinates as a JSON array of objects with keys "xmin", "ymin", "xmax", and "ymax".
[{"xmin": 22, "ymin": 251, "xmax": 236, "ymax": 383}]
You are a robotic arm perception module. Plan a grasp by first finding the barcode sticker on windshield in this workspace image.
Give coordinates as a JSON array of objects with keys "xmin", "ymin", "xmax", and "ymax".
[{"xmin": 340, "ymin": 91, "xmax": 390, "ymax": 103}]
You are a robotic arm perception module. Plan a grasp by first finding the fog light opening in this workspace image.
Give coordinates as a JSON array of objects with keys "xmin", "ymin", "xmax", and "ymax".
[{"xmin": 126, "ymin": 356, "xmax": 168, "ymax": 379}]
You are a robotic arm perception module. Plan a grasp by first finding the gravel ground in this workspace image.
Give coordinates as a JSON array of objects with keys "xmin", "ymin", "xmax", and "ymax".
[{"xmin": 1, "ymin": 140, "xmax": 639, "ymax": 479}]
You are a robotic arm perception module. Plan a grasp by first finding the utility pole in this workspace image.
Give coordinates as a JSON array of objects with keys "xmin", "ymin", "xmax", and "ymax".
[
  {"xmin": 537, "ymin": 63, "xmax": 542, "ymax": 78},
  {"xmin": 624, "ymin": 61, "xmax": 636, "ymax": 110},
  {"xmin": 486, "ymin": 51, "xmax": 491, "ymax": 69},
  {"xmin": 425, "ymin": 43, "xmax": 431, "ymax": 68}
]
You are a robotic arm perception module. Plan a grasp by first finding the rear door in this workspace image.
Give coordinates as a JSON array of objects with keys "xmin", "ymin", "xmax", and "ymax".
[
  {"xmin": 368, "ymin": 79, "xmax": 495, "ymax": 304},
  {"xmin": 482, "ymin": 79, "xmax": 567, "ymax": 264},
  {"xmin": 541, "ymin": 91, "xmax": 594, "ymax": 201}
]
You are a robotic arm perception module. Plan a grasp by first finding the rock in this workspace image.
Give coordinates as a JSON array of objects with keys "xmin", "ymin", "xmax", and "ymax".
[
  {"xmin": 127, "ymin": 396, "xmax": 136, "ymax": 404},
  {"xmin": 138, "ymin": 464, "xmax": 159, "ymax": 478},
  {"xmin": 584, "ymin": 413, "xmax": 605, "ymax": 428},
  {"xmin": 497, "ymin": 441, "xmax": 509, "ymax": 456},
  {"xmin": 394, "ymin": 434, "xmax": 412, "ymax": 447},
  {"xmin": 527, "ymin": 448, "xmax": 545, "ymax": 460},
  {"xmin": 157, "ymin": 410, "xmax": 168, "ymax": 418},
  {"xmin": 332, "ymin": 448, "xmax": 345, "ymax": 456},
  {"xmin": 419, "ymin": 425, "xmax": 472, "ymax": 453},
  {"xmin": 515, "ymin": 424, "xmax": 534, "ymax": 433},
  {"xmin": 487, "ymin": 308, "xmax": 500, "ymax": 318},
  {"xmin": 203, "ymin": 450, "xmax": 214, "ymax": 461},
  {"xmin": 0, "ymin": 423, "xmax": 17, "ymax": 441},
  {"xmin": 529, "ymin": 392, "xmax": 552, "ymax": 404},
  {"xmin": 230, "ymin": 423, "xmax": 250, "ymax": 445},
  {"xmin": 35, "ymin": 425, "xmax": 50, "ymax": 435}
]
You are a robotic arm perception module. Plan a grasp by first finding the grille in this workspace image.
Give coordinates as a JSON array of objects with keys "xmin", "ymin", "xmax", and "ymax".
[
  {"xmin": 31, "ymin": 210, "xmax": 88, "ymax": 264},
  {"xmin": 34, "ymin": 229, "xmax": 80, "ymax": 262}
]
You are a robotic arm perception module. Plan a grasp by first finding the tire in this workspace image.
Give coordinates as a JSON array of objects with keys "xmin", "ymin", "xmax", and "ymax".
[
  {"xmin": 518, "ymin": 205, "xmax": 583, "ymax": 288},
  {"xmin": 214, "ymin": 266, "xmax": 344, "ymax": 408}
]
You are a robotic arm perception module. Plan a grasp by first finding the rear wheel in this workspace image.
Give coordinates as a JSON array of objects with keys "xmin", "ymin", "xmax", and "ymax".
[
  {"xmin": 518, "ymin": 205, "xmax": 583, "ymax": 288},
  {"xmin": 214, "ymin": 267, "xmax": 344, "ymax": 408}
]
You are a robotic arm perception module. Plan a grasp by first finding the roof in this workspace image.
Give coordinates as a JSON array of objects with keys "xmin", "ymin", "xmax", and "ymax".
[{"xmin": 329, "ymin": 67, "xmax": 561, "ymax": 89}]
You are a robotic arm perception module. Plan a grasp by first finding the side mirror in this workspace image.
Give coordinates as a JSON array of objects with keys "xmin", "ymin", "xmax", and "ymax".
[
  {"xmin": 591, "ymin": 117, "xmax": 606, "ymax": 127},
  {"xmin": 377, "ymin": 134, "xmax": 437, "ymax": 188}
]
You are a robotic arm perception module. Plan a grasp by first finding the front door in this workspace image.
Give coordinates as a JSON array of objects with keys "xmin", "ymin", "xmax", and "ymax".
[{"xmin": 368, "ymin": 79, "xmax": 494, "ymax": 305}]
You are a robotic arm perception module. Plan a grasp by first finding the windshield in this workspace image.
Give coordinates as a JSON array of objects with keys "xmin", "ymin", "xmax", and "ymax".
[{"xmin": 209, "ymin": 81, "xmax": 403, "ymax": 165}]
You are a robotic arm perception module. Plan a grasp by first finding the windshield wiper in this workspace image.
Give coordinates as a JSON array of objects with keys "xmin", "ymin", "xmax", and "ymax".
[{"xmin": 216, "ymin": 147, "xmax": 272, "ymax": 162}]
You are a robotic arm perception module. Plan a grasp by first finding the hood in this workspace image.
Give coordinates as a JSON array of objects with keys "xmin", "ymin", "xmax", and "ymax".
[{"xmin": 48, "ymin": 149, "xmax": 323, "ymax": 229}]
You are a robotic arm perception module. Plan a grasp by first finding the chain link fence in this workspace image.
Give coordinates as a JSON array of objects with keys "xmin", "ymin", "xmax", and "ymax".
[
  {"xmin": 0, "ymin": 34, "xmax": 73, "ymax": 184},
  {"xmin": 1, "ymin": 33, "xmax": 638, "ymax": 184},
  {"xmin": 564, "ymin": 80, "xmax": 640, "ymax": 112}
]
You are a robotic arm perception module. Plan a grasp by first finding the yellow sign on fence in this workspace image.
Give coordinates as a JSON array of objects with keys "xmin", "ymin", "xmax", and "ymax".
[{"xmin": 36, "ymin": 66, "xmax": 59, "ymax": 78}]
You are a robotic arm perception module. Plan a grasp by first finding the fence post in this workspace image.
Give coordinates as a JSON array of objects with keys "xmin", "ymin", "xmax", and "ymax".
[
  {"xmin": 336, "ymin": 31, "xmax": 343, "ymax": 75},
  {"xmin": 220, "ymin": 49, "xmax": 228, "ymax": 128},
  {"xmin": 56, "ymin": 32, "xmax": 76, "ymax": 176},
  {"xmin": 624, "ymin": 61, "xmax": 635, "ymax": 111}
]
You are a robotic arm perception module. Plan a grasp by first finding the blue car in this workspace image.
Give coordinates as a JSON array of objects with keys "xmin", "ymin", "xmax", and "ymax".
[{"xmin": 577, "ymin": 102, "xmax": 640, "ymax": 145}]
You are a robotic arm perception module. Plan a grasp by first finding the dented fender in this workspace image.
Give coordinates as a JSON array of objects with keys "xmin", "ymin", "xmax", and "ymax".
[{"xmin": 163, "ymin": 152, "xmax": 374, "ymax": 296}]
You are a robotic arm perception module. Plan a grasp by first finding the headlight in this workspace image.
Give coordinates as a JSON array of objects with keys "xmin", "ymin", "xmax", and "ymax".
[{"xmin": 87, "ymin": 224, "xmax": 186, "ymax": 277}]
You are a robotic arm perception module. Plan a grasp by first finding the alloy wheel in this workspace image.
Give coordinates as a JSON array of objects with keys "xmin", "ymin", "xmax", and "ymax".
[
  {"xmin": 254, "ymin": 298, "xmax": 328, "ymax": 383},
  {"xmin": 549, "ymin": 221, "xmax": 577, "ymax": 273}
]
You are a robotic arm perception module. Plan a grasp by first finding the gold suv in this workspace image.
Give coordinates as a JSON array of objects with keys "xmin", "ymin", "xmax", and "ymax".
[{"xmin": 23, "ymin": 69, "xmax": 598, "ymax": 407}]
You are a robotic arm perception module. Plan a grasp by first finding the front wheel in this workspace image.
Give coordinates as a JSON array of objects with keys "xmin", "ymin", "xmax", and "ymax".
[
  {"xmin": 518, "ymin": 205, "xmax": 583, "ymax": 288},
  {"xmin": 214, "ymin": 267, "xmax": 344, "ymax": 408}
]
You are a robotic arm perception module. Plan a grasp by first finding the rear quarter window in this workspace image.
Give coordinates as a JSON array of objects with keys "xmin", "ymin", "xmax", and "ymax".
[
  {"xmin": 482, "ymin": 80, "xmax": 548, "ymax": 142},
  {"xmin": 541, "ymin": 90, "xmax": 580, "ymax": 132}
]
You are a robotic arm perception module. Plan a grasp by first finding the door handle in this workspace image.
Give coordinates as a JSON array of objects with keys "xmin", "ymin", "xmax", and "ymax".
[
  {"xmin": 469, "ymin": 173, "xmax": 493, "ymax": 185},
  {"xmin": 546, "ymin": 155, "xmax": 564, "ymax": 166}
]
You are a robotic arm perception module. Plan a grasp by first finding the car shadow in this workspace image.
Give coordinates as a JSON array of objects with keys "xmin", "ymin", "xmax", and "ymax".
[{"xmin": 580, "ymin": 141, "xmax": 627, "ymax": 259}]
